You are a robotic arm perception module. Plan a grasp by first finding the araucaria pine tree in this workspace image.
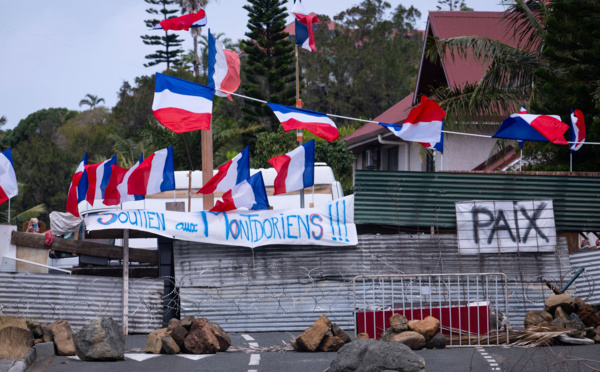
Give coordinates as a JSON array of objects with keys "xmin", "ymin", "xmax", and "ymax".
[
  {"xmin": 242, "ymin": 0, "xmax": 295, "ymax": 133},
  {"xmin": 141, "ymin": 0, "xmax": 185, "ymax": 69}
]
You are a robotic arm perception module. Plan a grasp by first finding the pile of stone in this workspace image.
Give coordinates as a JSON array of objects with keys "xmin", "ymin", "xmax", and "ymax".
[
  {"xmin": 524, "ymin": 293, "xmax": 600, "ymax": 345},
  {"xmin": 290, "ymin": 314, "xmax": 352, "ymax": 352},
  {"xmin": 378, "ymin": 314, "xmax": 446, "ymax": 350},
  {"xmin": 145, "ymin": 316, "xmax": 230, "ymax": 354}
]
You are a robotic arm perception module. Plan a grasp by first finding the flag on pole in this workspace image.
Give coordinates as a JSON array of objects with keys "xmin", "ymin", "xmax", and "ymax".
[
  {"xmin": 292, "ymin": 1, "xmax": 320, "ymax": 52},
  {"xmin": 128, "ymin": 147, "xmax": 175, "ymax": 196},
  {"xmin": 570, "ymin": 108, "xmax": 586, "ymax": 152},
  {"xmin": 66, "ymin": 153, "xmax": 88, "ymax": 217},
  {"xmin": 84, "ymin": 154, "xmax": 117, "ymax": 205},
  {"xmin": 197, "ymin": 146, "xmax": 250, "ymax": 194},
  {"xmin": 419, "ymin": 121, "xmax": 444, "ymax": 153},
  {"xmin": 152, "ymin": 73, "xmax": 214, "ymax": 133},
  {"xmin": 379, "ymin": 96, "xmax": 446, "ymax": 143},
  {"xmin": 0, "ymin": 149, "xmax": 18, "ymax": 206},
  {"xmin": 152, "ymin": 9, "xmax": 207, "ymax": 31},
  {"xmin": 268, "ymin": 103, "xmax": 339, "ymax": 141},
  {"xmin": 268, "ymin": 140, "xmax": 315, "ymax": 195},
  {"xmin": 210, "ymin": 172, "xmax": 270, "ymax": 212},
  {"xmin": 493, "ymin": 108, "xmax": 569, "ymax": 144},
  {"xmin": 208, "ymin": 29, "xmax": 241, "ymax": 101},
  {"xmin": 103, "ymin": 154, "xmax": 145, "ymax": 206}
]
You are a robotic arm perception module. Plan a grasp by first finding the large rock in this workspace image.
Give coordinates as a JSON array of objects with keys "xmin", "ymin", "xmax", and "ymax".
[
  {"xmin": 331, "ymin": 323, "xmax": 351, "ymax": 344},
  {"xmin": 208, "ymin": 321, "xmax": 231, "ymax": 352},
  {"xmin": 390, "ymin": 314, "xmax": 409, "ymax": 333},
  {"xmin": 167, "ymin": 318, "xmax": 181, "ymax": 332},
  {"xmin": 555, "ymin": 306, "xmax": 570, "ymax": 322},
  {"xmin": 355, "ymin": 333, "xmax": 370, "ymax": 340},
  {"xmin": 295, "ymin": 314, "xmax": 332, "ymax": 352},
  {"xmin": 524, "ymin": 310, "xmax": 553, "ymax": 328},
  {"xmin": 180, "ymin": 315, "xmax": 195, "ymax": 329},
  {"xmin": 318, "ymin": 334, "xmax": 346, "ymax": 352},
  {"xmin": 329, "ymin": 339, "xmax": 426, "ymax": 372},
  {"xmin": 161, "ymin": 335, "xmax": 180, "ymax": 354},
  {"xmin": 575, "ymin": 298, "xmax": 600, "ymax": 327},
  {"xmin": 51, "ymin": 320, "xmax": 76, "ymax": 356},
  {"xmin": 426, "ymin": 333, "xmax": 447, "ymax": 349},
  {"xmin": 184, "ymin": 318, "xmax": 219, "ymax": 354},
  {"xmin": 169, "ymin": 325, "xmax": 188, "ymax": 350},
  {"xmin": 408, "ymin": 316, "xmax": 440, "ymax": 341},
  {"xmin": 385, "ymin": 331, "xmax": 426, "ymax": 350},
  {"xmin": 42, "ymin": 325, "xmax": 53, "ymax": 343},
  {"xmin": 545, "ymin": 294, "xmax": 575, "ymax": 315},
  {"xmin": 145, "ymin": 328, "xmax": 167, "ymax": 354},
  {"xmin": 0, "ymin": 326, "xmax": 33, "ymax": 360},
  {"xmin": 291, "ymin": 337, "xmax": 306, "ymax": 352},
  {"xmin": 26, "ymin": 320, "xmax": 43, "ymax": 339},
  {"xmin": 74, "ymin": 317, "xmax": 125, "ymax": 361}
]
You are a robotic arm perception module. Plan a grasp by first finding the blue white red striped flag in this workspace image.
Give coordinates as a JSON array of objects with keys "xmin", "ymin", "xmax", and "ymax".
[{"xmin": 268, "ymin": 140, "xmax": 314, "ymax": 195}]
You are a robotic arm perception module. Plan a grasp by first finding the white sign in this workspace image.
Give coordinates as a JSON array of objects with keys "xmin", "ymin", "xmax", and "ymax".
[
  {"xmin": 455, "ymin": 200, "xmax": 557, "ymax": 255},
  {"xmin": 85, "ymin": 196, "xmax": 357, "ymax": 248}
]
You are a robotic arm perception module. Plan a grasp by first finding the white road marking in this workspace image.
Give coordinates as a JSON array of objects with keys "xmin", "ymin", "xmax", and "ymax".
[
  {"xmin": 249, "ymin": 354, "xmax": 260, "ymax": 366},
  {"xmin": 248, "ymin": 342, "xmax": 259, "ymax": 348},
  {"xmin": 178, "ymin": 354, "xmax": 214, "ymax": 360},
  {"xmin": 125, "ymin": 353, "xmax": 161, "ymax": 362},
  {"xmin": 476, "ymin": 347, "xmax": 501, "ymax": 371},
  {"xmin": 242, "ymin": 334, "xmax": 255, "ymax": 341}
]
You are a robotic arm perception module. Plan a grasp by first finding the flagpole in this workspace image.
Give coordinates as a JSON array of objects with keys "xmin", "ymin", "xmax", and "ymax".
[
  {"xmin": 202, "ymin": 123, "xmax": 214, "ymax": 211},
  {"xmin": 8, "ymin": 199, "xmax": 10, "ymax": 224},
  {"xmin": 295, "ymin": 44, "xmax": 305, "ymax": 209},
  {"xmin": 570, "ymin": 153, "xmax": 573, "ymax": 172},
  {"xmin": 520, "ymin": 148, "xmax": 523, "ymax": 171}
]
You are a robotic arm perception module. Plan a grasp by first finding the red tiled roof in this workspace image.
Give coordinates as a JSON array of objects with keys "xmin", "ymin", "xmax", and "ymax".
[
  {"xmin": 471, "ymin": 145, "xmax": 519, "ymax": 171},
  {"xmin": 344, "ymin": 93, "xmax": 414, "ymax": 146},
  {"xmin": 426, "ymin": 11, "xmax": 520, "ymax": 89}
]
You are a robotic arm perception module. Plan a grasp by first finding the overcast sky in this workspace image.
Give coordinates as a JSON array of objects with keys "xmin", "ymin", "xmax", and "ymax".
[{"xmin": 0, "ymin": 0, "xmax": 507, "ymax": 130}]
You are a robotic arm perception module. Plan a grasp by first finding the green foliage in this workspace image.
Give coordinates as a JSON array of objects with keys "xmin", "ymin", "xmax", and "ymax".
[
  {"xmin": 436, "ymin": 0, "xmax": 469, "ymax": 11},
  {"xmin": 1, "ymin": 108, "xmax": 77, "ymax": 149},
  {"xmin": 0, "ymin": 202, "xmax": 46, "ymax": 227},
  {"xmin": 58, "ymin": 107, "xmax": 117, "ymax": 159},
  {"xmin": 300, "ymin": 1, "xmax": 422, "ymax": 126},
  {"xmin": 241, "ymin": 0, "xmax": 295, "ymax": 133},
  {"xmin": 141, "ymin": 0, "xmax": 185, "ymax": 69}
]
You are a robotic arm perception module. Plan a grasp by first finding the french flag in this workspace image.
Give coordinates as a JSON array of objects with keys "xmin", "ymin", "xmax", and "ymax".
[
  {"xmin": 84, "ymin": 154, "xmax": 117, "ymax": 205},
  {"xmin": 197, "ymin": 146, "xmax": 250, "ymax": 194},
  {"xmin": 210, "ymin": 172, "xmax": 270, "ymax": 212},
  {"xmin": 570, "ymin": 108, "xmax": 586, "ymax": 152},
  {"xmin": 380, "ymin": 96, "xmax": 446, "ymax": 144},
  {"xmin": 493, "ymin": 109, "xmax": 569, "ymax": 145},
  {"xmin": 152, "ymin": 73, "xmax": 214, "ymax": 133},
  {"xmin": 0, "ymin": 149, "xmax": 18, "ymax": 206},
  {"xmin": 268, "ymin": 103, "xmax": 339, "ymax": 142},
  {"xmin": 208, "ymin": 29, "xmax": 241, "ymax": 101},
  {"xmin": 103, "ymin": 154, "xmax": 145, "ymax": 206},
  {"xmin": 268, "ymin": 140, "xmax": 314, "ymax": 195},
  {"xmin": 292, "ymin": 1, "xmax": 320, "ymax": 52},
  {"xmin": 66, "ymin": 153, "xmax": 88, "ymax": 217},
  {"xmin": 152, "ymin": 9, "xmax": 207, "ymax": 31},
  {"xmin": 419, "ymin": 121, "xmax": 444, "ymax": 153},
  {"xmin": 127, "ymin": 147, "xmax": 175, "ymax": 196}
]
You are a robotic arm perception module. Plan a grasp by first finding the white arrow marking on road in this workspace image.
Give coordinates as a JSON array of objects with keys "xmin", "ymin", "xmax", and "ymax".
[
  {"xmin": 178, "ymin": 354, "xmax": 215, "ymax": 361},
  {"xmin": 125, "ymin": 353, "xmax": 161, "ymax": 362}
]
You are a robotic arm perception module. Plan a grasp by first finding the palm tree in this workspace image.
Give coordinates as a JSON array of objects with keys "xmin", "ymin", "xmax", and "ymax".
[
  {"xmin": 426, "ymin": 0, "xmax": 548, "ymax": 129},
  {"xmin": 175, "ymin": 0, "xmax": 210, "ymax": 77},
  {"xmin": 79, "ymin": 94, "xmax": 105, "ymax": 110},
  {"xmin": 0, "ymin": 116, "xmax": 6, "ymax": 127},
  {"xmin": 0, "ymin": 203, "xmax": 46, "ymax": 226}
]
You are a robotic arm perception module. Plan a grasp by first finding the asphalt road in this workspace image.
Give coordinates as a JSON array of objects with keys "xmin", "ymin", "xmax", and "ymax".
[{"xmin": 26, "ymin": 332, "xmax": 600, "ymax": 372}]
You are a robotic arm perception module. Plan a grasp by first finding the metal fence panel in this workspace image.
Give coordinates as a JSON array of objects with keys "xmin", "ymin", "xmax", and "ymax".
[
  {"xmin": 353, "ymin": 274, "xmax": 509, "ymax": 346},
  {"xmin": 0, "ymin": 273, "xmax": 163, "ymax": 333},
  {"xmin": 570, "ymin": 250, "xmax": 600, "ymax": 305}
]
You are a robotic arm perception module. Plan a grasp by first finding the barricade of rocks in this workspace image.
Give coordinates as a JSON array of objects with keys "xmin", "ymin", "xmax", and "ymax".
[
  {"xmin": 145, "ymin": 316, "xmax": 231, "ymax": 354},
  {"xmin": 379, "ymin": 314, "xmax": 446, "ymax": 350},
  {"xmin": 524, "ymin": 294, "xmax": 600, "ymax": 345},
  {"xmin": 290, "ymin": 314, "xmax": 352, "ymax": 352}
]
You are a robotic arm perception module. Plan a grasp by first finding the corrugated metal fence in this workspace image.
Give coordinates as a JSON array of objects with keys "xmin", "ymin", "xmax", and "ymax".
[
  {"xmin": 0, "ymin": 273, "xmax": 163, "ymax": 333},
  {"xmin": 175, "ymin": 233, "xmax": 577, "ymax": 333},
  {"xmin": 354, "ymin": 171, "xmax": 600, "ymax": 231}
]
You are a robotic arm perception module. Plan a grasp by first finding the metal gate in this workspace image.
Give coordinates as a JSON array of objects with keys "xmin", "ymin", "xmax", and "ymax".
[{"xmin": 354, "ymin": 273, "xmax": 509, "ymax": 347}]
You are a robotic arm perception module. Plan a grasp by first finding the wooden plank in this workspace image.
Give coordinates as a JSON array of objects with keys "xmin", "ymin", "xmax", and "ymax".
[{"xmin": 11, "ymin": 231, "xmax": 157, "ymax": 265}]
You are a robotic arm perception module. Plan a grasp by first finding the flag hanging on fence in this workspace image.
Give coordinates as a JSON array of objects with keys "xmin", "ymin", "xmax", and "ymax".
[
  {"xmin": 210, "ymin": 172, "xmax": 270, "ymax": 212},
  {"xmin": 84, "ymin": 154, "xmax": 117, "ymax": 205},
  {"xmin": 570, "ymin": 108, "xmax": 586, "ymax": 152},
  {"xmin": 152, "ymin": 9, "xmax": 207, "ymax": 31},
  {"xmin": 103, "ymin": 154, "xmax": 145, "ymax": 206},
  {"xmin": 208, "ymin": 29, "xmax": 241, "ymax": 101},
  {"xmin": 292, "ymin": 1, "xmax": 320, "ymax": 52},
  {"xmin": 152, "ymin": 73, "xmax": 214, "ymax": 133},
  {"xmin": 66, "ymin": 153, "xmax": 88, "ymax": 217},
  {"xmin": 493, "ymin": 108, "xmax": 569, "ymax": 145},
  {"xmin": 268, "ymin": 140, "xmax": 314, "ymax": 195},
  {"xmin": 128, "ymin": 147, "xmax": 175, "ymax": 196},
  {"xmin": 268, "ymin": 103, "xmax": 339, "ymax": 141},
  {"xmin": 0, "ymin": 149, "xmax": 18, "ymax": 206},
  {"xmin": 197, "ymin": 146, "xmax": 250, "ymax": 194}
]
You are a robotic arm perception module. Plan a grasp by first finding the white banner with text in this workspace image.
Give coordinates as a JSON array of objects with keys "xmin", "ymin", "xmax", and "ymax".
[{"xmin": 85, "ymin": 195, "xmax": 357, "ymax": 248}]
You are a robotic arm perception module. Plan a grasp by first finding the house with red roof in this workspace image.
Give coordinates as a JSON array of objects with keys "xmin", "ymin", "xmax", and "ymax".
[{"xmin": 343, "ymin": 11, "xmax": 521, "ymax": 174}]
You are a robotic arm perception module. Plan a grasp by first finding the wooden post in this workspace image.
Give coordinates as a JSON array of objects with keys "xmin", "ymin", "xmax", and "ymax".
[
  {"xmin": 202, "ymin": 128, "xmax": 214, "ymax": 210},
  {"xmin": 295, "ymin": 45, "xmax": 305, "ymax": 208},
  {"xmin": 122, "ymin": 229, "xmax": 129, "ymax": 336}
]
